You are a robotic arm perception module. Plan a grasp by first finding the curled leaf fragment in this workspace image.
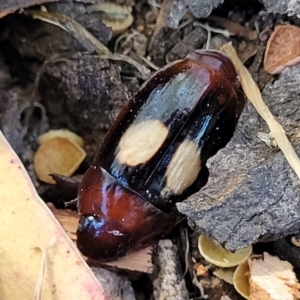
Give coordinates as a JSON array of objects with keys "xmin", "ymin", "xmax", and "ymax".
[
  {"xmin": 233, "ymin": 260, "xmax": 250, "ymax": 299},
  {"xmin": 264, "ymin": 24, "xmax": 300, "ymax": 74},
  {"xmin": 87, "ymin": 3, "xmax": 133, "ymax": 36},
  {"xmin": 39, "ymin": 129, "xmax": 84, "ymax": 147},
  {"xmin": 34, "ymin": 130, "xmax": 86, "ymax": 184},
  {"xmin": 198, "ymin": 235, "xmax": 252, "ymax": 268},
  {"xmin": 213, "ymin": 267, "xmax": 235, "ymax": 284}
]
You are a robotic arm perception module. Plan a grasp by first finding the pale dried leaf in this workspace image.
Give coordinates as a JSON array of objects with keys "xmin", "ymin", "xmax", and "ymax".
[{"xmin": 0, "ymin": 131, "xmax": 107, "ymax": 299}]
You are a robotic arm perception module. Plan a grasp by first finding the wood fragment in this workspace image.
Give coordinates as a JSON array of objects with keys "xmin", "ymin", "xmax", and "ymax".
[
  {"xmin": 89, "ymin": 247, "xmax": 154, "ymax": 274},
  {"xmin": 249, "ymin": 252, "xmax": 300, "ymax": 300},
  {"xmin": 48, "ymin": 204, "xmax": 154, "ymax": 273},
  {"xmin": 193, "ymin": 263, "xmax": 209, "ymax": 277},
  {"xmin": 221, "ymin": 42, "xmax": 300, "ymax": 182}
]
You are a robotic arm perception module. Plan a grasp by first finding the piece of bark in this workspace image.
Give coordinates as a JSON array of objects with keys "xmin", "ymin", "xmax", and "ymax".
[
  {"xmin": 91, "ymin": 267, "xmax": 136, "ymax": 300},
  {"xmin": 259, "ymin": 0, "xmax": 300, "ymax": 16},
  {"xmin": 177, "ymin": 64, "xmax": 300, "ymax": 251},
  {"xmin": 270, "ymin": 237, "xmax": 300, "ymax": 276},
  {"xmin": 152, "ymin": 240, "xmax": 189, "ymax": 300},
  {"xmin": 49, "ymin": 204, "xmax": 154, "ymax": 273},
  {"xmin": 249, "ymin": 252, "xmax": 300, "ymax": 300},
  {"xmin": 161, "ymin": 0, "xmax": 223, "ymax": 29},
  {"xmin": 38, "ymin": 55, "xmax": 128, "ymax": 135},
  {"xmin": 148, "ymin": 26, "xmax": 181, "ymax": 66},
  {"xmin": 166, "ymin": 26, "xmax": 207, "ymax": 62}
]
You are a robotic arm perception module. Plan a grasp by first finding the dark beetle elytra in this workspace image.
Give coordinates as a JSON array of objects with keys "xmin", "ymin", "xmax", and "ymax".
[{"xmin": 76, "ymin": 50, "xmax": 246, "ymax": 261}]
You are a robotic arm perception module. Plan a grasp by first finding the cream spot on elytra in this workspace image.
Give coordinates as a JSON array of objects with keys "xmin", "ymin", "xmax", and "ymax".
[
  {"xmin": 163, "ymin": 140, "xmax": 201, "ymax": 196},
  {"xmin": 116, "ymin": 119, "xmax": 168, "ymax": 166}
]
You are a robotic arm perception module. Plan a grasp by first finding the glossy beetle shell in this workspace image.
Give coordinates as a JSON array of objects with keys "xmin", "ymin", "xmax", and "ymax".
[
  {"xmin": 77, "ymin": 50, "xmax": 246, "ymax": 261},
  {"xmin": 77, "ymin": 166, "xmax": 174, "ymax": 259}
]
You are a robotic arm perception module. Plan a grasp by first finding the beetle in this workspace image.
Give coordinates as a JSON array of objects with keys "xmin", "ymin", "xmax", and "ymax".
[{"xmin": 76, "ymin": 50, "xmax": 246, "ymax": 261}]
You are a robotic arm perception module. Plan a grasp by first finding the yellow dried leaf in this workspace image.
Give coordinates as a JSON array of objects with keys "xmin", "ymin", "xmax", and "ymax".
[
  {"xmin": 233, "ymin": 260, "xmax": 250, "ymax": 299},
  {"xmin": 39, "ymin": 129, "xmax": 84, "ymax": 147},
  {"xmin": 198, "ymin": 235, "xmax": 252, "ymax": 268},
  {"xmin": 87, "ymin": 3, "xmax": 133, "ymax": 36},
  {"xmin": 213, "ymin": 267, "xmax": 235, "ymax": 285},
  {"xmin": 34, "ymin": 137, "xmax": 86, "ymax": 184}
]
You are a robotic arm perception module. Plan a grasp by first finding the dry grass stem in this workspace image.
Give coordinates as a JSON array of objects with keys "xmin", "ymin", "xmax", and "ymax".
[{"xmin": 221, "ymin": 42, "xmax": 300, "ymax": 181}]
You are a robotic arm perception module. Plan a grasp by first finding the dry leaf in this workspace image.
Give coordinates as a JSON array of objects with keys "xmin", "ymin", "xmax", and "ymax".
[
  {"xmin": 233, "ymin": 260, "xmax": 250, "ymax": 299},
  {"xmin": 34, "ymin": 137, "xmax": 86, "ymax": 184},
  {"xmin": 39, "ymin": 129, "xmax": 84, "ymax": 147},
  {"xmin": 264, "ymin": 24, "xmax": 300, "ymax": 74},
  {"xmin": 198, "ymin": 235, "xmax": 252, "ymax": 268},
  {"xmin": 0, "ymin": 0, "xmax": 57, "ymax": 18},
  {"xmin": 87, "ymin": 3, "xmax": 133, "ymax": 36},
  {"xmin": 0, "ymin": 131, "xmax": 107, "ymax": 299}
]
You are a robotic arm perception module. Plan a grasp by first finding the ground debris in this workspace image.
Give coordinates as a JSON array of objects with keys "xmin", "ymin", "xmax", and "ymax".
[{"xmin": 2, "ymin": 1, "xmax": 300, "ymax": 299}]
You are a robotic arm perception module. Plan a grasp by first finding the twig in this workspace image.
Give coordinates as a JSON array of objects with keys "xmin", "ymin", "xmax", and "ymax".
[
  {"xmin": 183, "ymin": 228, "xmax": 190, "ymax": 277},
  {"xmin": 24, "ymin": 9, "xmax": 111, "ymax": 56},
  {"xmin": 207, "ymin": 16, "xmax": 258, "ymax": 41}
]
